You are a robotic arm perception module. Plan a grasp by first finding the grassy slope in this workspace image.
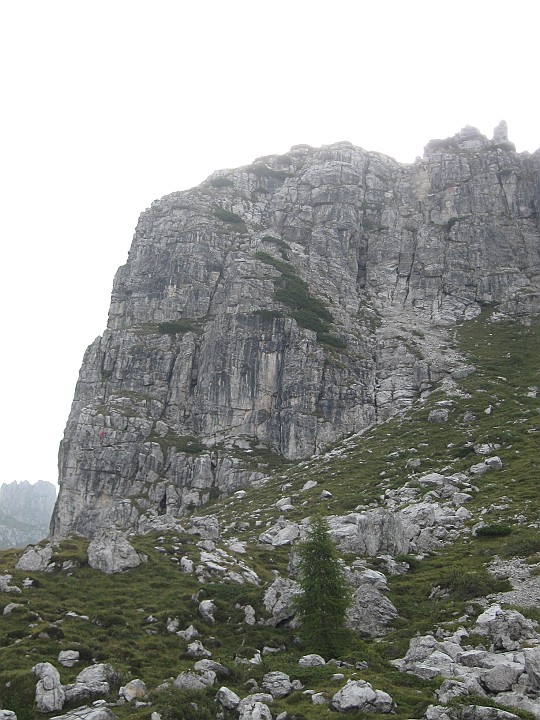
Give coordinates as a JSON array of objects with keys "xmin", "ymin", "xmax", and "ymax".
[{"xmin": 0, "ymin": 312, "xmax": 539, "ymax": 720}]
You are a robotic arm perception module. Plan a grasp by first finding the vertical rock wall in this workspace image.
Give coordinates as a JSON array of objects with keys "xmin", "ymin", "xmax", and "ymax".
[{"xmin": 51, "ymin": 126, "xmax": 540, "ymax": 537}]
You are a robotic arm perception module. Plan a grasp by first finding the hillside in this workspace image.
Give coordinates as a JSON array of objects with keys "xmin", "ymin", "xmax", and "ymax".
[
  {"xmin": 0, "ymin": 481, "xmax": 57, "ymax": 550},
  {"xmin": 1, "ymin": 310, "xmax": 539, "ymax": 720}
]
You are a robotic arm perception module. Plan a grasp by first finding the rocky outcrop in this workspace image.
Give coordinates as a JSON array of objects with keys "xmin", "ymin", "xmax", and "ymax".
[
  {"xmin": 0, "ymin": 481, "xmax": 56, "ymax": 549},
  {"xmin": 51, "ymin": 126, "xmax": 540, "ymax": 537}
]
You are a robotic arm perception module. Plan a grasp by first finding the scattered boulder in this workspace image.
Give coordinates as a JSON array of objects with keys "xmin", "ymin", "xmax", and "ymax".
[
  {"xmin": 263, "ymin": 576, "xmax": 300, "ymax": 626},
  {"xmin": 216, "ymin": 686, "xmax": 241, "ymax": 709},
  {"xmin": 328, "ymin": 510, "xmax": 408, "ymax": 556},
  {"xmin": 173, "ymin": 670, "xmax": 216, "ymax": 691},
  {"xmin": 0, "ymin": 575, "xmax": 21, "ymax": 594},
  {"xmin": 331, "ymin": 679, "xmax": 393, "ymax": 713},
  {"xmin": 428, "ymin": 409, "xmax": 449, "ymax": 423},
  {"xmin": 2, "ymin": 603, "xmax": 22, "ymax": 615},
  {"xmin": 524, "ymin": 647, "xmax": 540, "ymax": 689},
  {"xmin": 193, "ymin": 659, "xmax": 230, "ymax": 677},
  {"xmin": 0, "ymin": 711, "xmax": 17, "ymax": 719},
  {"xmin": 346, "ymin": 583, "xmax": 398, "ymax": 637},
  {"xmin": 188, "ymin": 516, "xmax": 219, "ymax": 539},
  {"xmin": 238, "ymin": 701, "xmax": 272, "ymax": 720},
  {"xmin": 16, "ymin": 544, "xmax": 54, "ymax": 572},
  {"xmin": 119, "ymin": 678, "xmax": 147, "ymax": 701},
  {"xmin": 299, "ymin": 654, "xmax": 325, "ymax": 667},
  {"xmin": 32, "ymin": 662, "xmax": 65, "ymax": 713},
  {"xmin": 177, "ymin": 624, "xmax": 199, "ymax": 641},
  {"xmin": 198, "ymin": 599, "xmax": 216, "ymax": 624},
  {"xmin": 473, "ymin": 605, "xmax": 539, "ymax": 651},
  {"xmin": 187, "ymin": 640, "xmax": 212, "ymax": 658},
  {"xmin": 49, "ymin": 707, "xmax": 117, "ymax": 720},
  {"xmin": 262, "ymin": 671, "xmax": 293, "ymax": 698},
  {"xmin": 87, "ymin": 532, "xmax": 144, "ymax": 574},
  {"xmin": 58, "ymin": 651, "xmax": 80, "ymax": 668}
]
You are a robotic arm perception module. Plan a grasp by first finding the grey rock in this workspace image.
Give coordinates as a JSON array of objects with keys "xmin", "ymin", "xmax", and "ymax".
[
  {"xmin": 119, "ymin": 678, "xmax": 147, "ymax": 701},
  {"xmin": 244, "ymin": 604, "xmax": 256, "ymax": 625},
  {"xmin": 263, "ymin": 577, "xmax": 300, "ymax": 626},
  {"xmin": 479, "ymin": 663, "xmax": 524, "ymax": 693},
  {"xmin": 2, "ymin": 603, "xmax": 22, "ymax": 615},
  {"xmin": 193, "ymin": 659, "xmax": 230, "ymax": 677},
  {"xmin": 58, "ymin": 650, "xmax": 80, "ymax": 667},
  {"xmin": 331, "ymin": 679, "xmax": 393, "ymax": 713},
  {"xmin": 187, "ymin": 640, "xmax": 212, "ymax": 658},
  {"xmin": 311, "ymin": 692, "xmax": 328, "ymax": 704},
  {"xmin": 32, "ymin": 662, "xmax": 65, "ymax": 713},
  {"xmin": 173, "ymin": 671, "xmax": 215, "ymax": 691},
  {"xmin": 0, "ymin": 575, "xmax": 21, "ymax": 594},
  {"xmin": 238, "ymin": 701, "xmax": 273, "ymax": 720},
  {"xmin": 198, "ymin": 599, "xmax": 216, "ymax": 624},
  {"xmin": 87, "ymin": 532, "xmax": 143, "ymax": 574},
  {"xmin": 262, "ymin": 671, "xmax": 292, "ymax": 698},
  {"xmin": 75, "ymin": 664, "xmax": 118, "ymax": 686},
  {"xmin": 176, "ymin": 624, "xmax": 199, "ymax": 641},
  {"xmin": 346, "ymin": 583, "xmax": 398, "ymax": 637},
  {"xmin": 299, "ymin": 654, "xmax": 325, "ymax": 667},
  {"xmin": 49, "ymin": 708, "xmax": 117, "ymax": 720},
  {"xmin": 428, "ymin": 409, "xmax": 449, "ymax": 423},
  {"xmin": 50, "ymin": 130, "xmax": 540, "ymax": 537},
  {"xmin": 473, "ymin": 605, "xmax": 539, "ymax": 651},
  {"xmin": 16, "ymin": 544, "xmax": 54, "ymax": 572},
  {"xmin": 216, "ymin": 686, "xmax": 241, "ymax": 709},
  {"xmin": 524, "ymin": 647, "xmax": 540, "ymax": 689},
  {"xmin": 0, "ymin": 711, "xmax": 17, "ymax": 720}
]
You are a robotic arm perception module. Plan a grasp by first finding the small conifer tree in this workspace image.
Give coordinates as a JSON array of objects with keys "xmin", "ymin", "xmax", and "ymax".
[{"xmin": 293, "ymin": 515, "xmax": 351, "ymax": 658}]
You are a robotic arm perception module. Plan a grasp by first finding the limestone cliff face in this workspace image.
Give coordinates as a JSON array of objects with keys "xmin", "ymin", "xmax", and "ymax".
[{"xmin": 51, "ymin": 126, "xmax": 540, "ymax": 537}]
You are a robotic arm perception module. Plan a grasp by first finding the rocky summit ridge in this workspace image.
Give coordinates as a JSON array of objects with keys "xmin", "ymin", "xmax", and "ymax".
[{"xmin": 51, "ymin": 123, "xmax": 540, "ymax": 538}]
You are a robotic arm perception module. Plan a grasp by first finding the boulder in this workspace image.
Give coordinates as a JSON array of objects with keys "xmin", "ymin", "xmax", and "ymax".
[
  {"xmin": 119, "ymin": 678, "xmax": 147, "ymax": 701},
  {"xmin": 346, "ymin": 583, "xmax": 398, "ymax": 637},
  {"xmin": 16, "ymin": 545, "xmax": 53, "ymax": 572},
  {"xmin": 262, "ymin": 671, "xmax": 293, "ymax": 698},
  {"xmin": 299, "ymin": 654, "xmax": 325, "ymax": 667},
  {"xmin": 328, "ymin": 510, "xmax": 408, "ymax": 556},
  {"xmin": 58, "ymin": 650, "xmax": 80, "ymax": 668},
  {"xmin": 473, "ymin": 605, "xmax": 539, "ymax": 651},
  {"xmin": 263, "ymin": 576, "xmax": 300, "ymax": 626},
  {"xmin": 193, "ymin": 659, "xmax": 230, "ymax": 677},
  {"xmin": 173, "ymin": 671, "xmax": 216, "ymax": 691},
  {"xmin": 0, "ymin": 711, "xmax": 17, "ymax": 720},
  {"xmin": 216, "ymin": 686, "xmax": 241, "ymax": 709},
  {"xmin": 198, "ymin": 599, "xmax": 216, "ymax": 624},
  {"xmin": 87, "ymin": 532, "xmax": 143, "ymax": 574},
  {"xmin": 75, "ymin": 664, "xmax": 118, "ymax": 686},
  {"xmin": 0, "ymin": 575, "xmax": 21, "ymax": 594},
  {"xmin": 176, "ymin": 624, "xmax": 199, "ymax": 641},
  {"xmin": 32, "ymin": 662, "xmax": 65, "ymax": 713},
  {"xmin": 188, "ymin": 515, "xmax": 220, "ymax": 539},
  {"xmin": 479, "ymin": 663, "xmax": 524, "ymax": 693},
  {"xmin": 49, "ymin": 708, "xmax": 117, "ymax": 720},
  {"xmin": 331, "ymin": 679, "xmax": 393, "ymax": 713},
  {"xmin": 187, "ymin": 640, "xmax": 212, "ymax": 658},
  {"xmin": 524, "ymin": 647, "xmax": 540, "ymax": 689},
  {"xmin": 238, "ymin": 701, "xmax": 272, "ymax": 720}
]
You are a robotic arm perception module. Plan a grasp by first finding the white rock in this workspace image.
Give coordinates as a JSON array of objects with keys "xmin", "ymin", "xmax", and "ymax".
[
  {"xmin": 32, "ymin": 662, "xmax": 65, "ymax": 713},
  {"xmin": 58, "ymin": 650, "xmax": 80, "ymax": 667},
  {"xmin": 262, "ymin": 671, "xmax": 293, "ymax": 698},
  {"xmin": 331, "ymin": 679, "xmax": 393, "ymax": 713},
  {"xmin": 16, "ymin": 545, "xmax": 54, "ymax": 572},
  {"xmin": 199, "ymin": 599, "xmax": 216, "ymax": 624},
  {"xmin": 299, "ymin": 654, "xmax": 325, "ymax": 667},
  {"xmin": 176, "ymin": 624, "xmax": 199, "ymax": 641},
  {"xmin": 187, "ymin": 640, "xmax": 212, "ymax": 658},
  {"xmin": 119, "ymin": 678, "xmax": 147, "ymax": 701},
  {"xmin": 301, "ymin": 480, "xmax": 318, "ymax": 491},
  {"xmin": 216, "ymin": 686, "xmax": 241, "ymax": 709},
  {"xmin": 87, "ymin": 532, "xmax": 143, "ymax": 574}
]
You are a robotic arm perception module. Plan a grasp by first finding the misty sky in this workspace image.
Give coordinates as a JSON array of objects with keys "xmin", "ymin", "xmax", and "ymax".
[{"xmin": 1, "ymin": 0, "xmax": 538, "ymax": 486}]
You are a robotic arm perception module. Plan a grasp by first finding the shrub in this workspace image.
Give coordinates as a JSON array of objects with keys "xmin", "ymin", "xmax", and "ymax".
[
  {"xmin": 157, "ymin": 319, "xmax": 197, "ymax": 335},
  {"xmin": 214, "ymin": 207, "xmax": 243, "ymax": 223},
  {"xmin": 501, "ymin": 529, "xmax": 540, "ymax": 558},
  {"xmin": 440, "ymin": 567, "xmax": 511, "ymax": 599},
  {"xmin": 475, "ymin": 524, "xmax": 513, "ymax": 538},
  {"xmin": 209, "ymin": 176, "xmax": 233, "ymax": 188}
]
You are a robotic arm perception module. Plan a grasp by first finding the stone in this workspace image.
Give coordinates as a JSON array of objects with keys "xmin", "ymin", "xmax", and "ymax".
[
  {"xmin": 173, "ymin": 671, "xmax": 216, "ymax": 690},
  {"xmin": 16, "ymin": 544, "xmax": 54, "ymax": 572},
  {"xmin": 346, "ymin": 583, "xmax": 398, "ymax": 637},
  {"xmin": 75, "ymin": 663, "xmax": 118, "ymax": 686},
  {"xmin": 216, "ymin": 686, "xmax": 241, "ymax": 709},
  {"xmin": 198, "ymin": 599, "xmax": 216, "ymax": 624},
  {"xmin": 58, "ymin": 650, "xmax": 80, "ymax": 667},
  {"xmin": 188, "ymin": 516, "xmax": 220, "ymax": 539},
  {"xmin": 176, "ymin": 624, "xmax": 199, "ymax": 641},
  {"xmin": 331, "ymin": 680, "xmax": 393, "ymax": 713},
  {"xmin": 263, "ymin": 577, "xmax": 301, "ymax": 626},
  {"xmin": 301, "ymin": 480, "xmax": 318, "ymax": 491},
  {"xmin": 2, "ymin": 603, "xmax": 22, "ymax": 615},
  {"xmin": 119, "ymin": 678, "xmax": 147, "ymax": 701},
  {"xmin": 49, "ymin": 708, "xmax": 117, "ymax": 720},
  {"xmin": 193, "ymin": 659, "xmax": 230, "ymax": 677},
  {"xmin": 312, "ymin": 692, "xmax": 328, "ymax": 704},
  {"xmin": 524, "ymin": 647, "xmax": 540, "ymax": 689},
  {"xmin": 238, "ymin": 701, "xmax": 272, "ymax": 720},
  {"xmin": 299, "ymin": 654, "xmax": 326, "ymax": 667},
  {"xmin": 87, "ymin": 532, "xmax": 143, "ymax": 574},
  {"xmin": 244, "ymin": 604, "xmax": 256, "ymax": 625},
  {"xmin": 479, "ymin": 663, "xmax": 524, "ymax": 693},
  {"xmin": 473, "ymin": 605, "xmax": 539, "ymax": 651},
  {"xmin": 32, "ymin": 662, "xmax": 65, "ymax": 713},
  {"xmin": 0, "ymin": 711, "xmax": 17, "ymax": 720},
  {"xmin": 428, "ymin": 409, "xmax": 449, "ymax": 423},
  {"xmin": 262, "ymin": 671, "xmax": 293, "ymax": 698},
  {"xmin": 0, "ymin": 575, "xmax": 21, "ymax": 594},
  {"xmin": 187, "ymin": 640, "xmax": 212, "ymax": 658}
]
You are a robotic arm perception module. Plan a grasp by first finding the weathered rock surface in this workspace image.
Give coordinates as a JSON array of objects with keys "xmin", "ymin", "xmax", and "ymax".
[
  {"xmin": 16, "ymin": 544, "xmax": 54, "ymax": 572},
  {"xmin": 331, "ymin": 679, "xmax": 394, "ymax": 713},
  {"xmin": 32, "ymin": 662, "xmax": 65, "ymax": 713},
  {"xmin": 51, "ymin": 128, "xmax": 540, "ymax": 536},
  {"xmin": 0, "ymin": 481, "xmax": 56, "ymax": 550},
  {"xmin": 87, "ymin": 532, "xmax": 144, "ymax": 574}
]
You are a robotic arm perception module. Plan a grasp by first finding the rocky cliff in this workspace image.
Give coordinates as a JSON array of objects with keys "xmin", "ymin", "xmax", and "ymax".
[
  {"xmin": 51, "ymin": 124, "xmax": 540, "ymax": 537},
  {"xmin": 0, "ymin": 481, "xmax": 57, "ymax": 549}
]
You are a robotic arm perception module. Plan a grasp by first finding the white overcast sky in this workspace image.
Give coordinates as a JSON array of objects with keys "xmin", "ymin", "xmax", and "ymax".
[{"xmin": 0, "ymin": 0, "xmax": 538, "ymax": 487}]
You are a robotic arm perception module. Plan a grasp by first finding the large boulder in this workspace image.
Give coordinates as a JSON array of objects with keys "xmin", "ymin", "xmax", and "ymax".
[
  {"xmin": 331, "ymin": 679, "xmax": 394, "ymax": 713},
  {"xmin": 16, "ymin": 545, "xmax": 54, "ymax": 572},
  {"xmin": 262, "ymin": 671, "xmax": 293, "ymax": 698},
  {"xmin": 263, "ymin": 576, "xmax": 300, "ymax": 626},
  {"xmin": 32, "ymin": 662, "xmax": 65, "ymax": 713},
  {"xmin": 473, "ymin": 605, "xmax": 539, "ymax": 651},
  {"xmin": 87, "ymin": 532, "xmax": 143, "ymax": 574},
  {"xmin": 327, "ymin": 510, "xmax": 408, "ymax": 556},
  {"xmin": 49, "ymin": 708, "xmax": 117, "ymax": 720},
  {"xmin": 0, "ymin": 711, "xmax": 17, "ymax": 720},
  {"xmin": 346, "ymin": 572, "xmax": 398, "ymax": 637}
]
